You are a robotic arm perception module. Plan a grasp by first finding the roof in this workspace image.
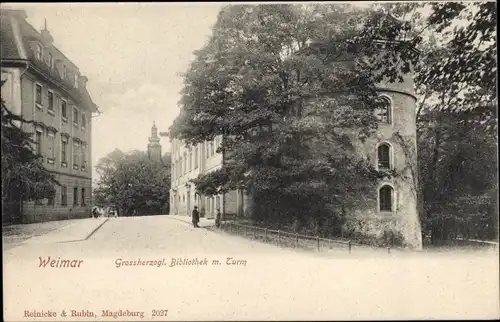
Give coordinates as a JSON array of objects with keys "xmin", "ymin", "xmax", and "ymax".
[
  {"xmin": 1, "ymin": 9, "xmax": 98, "ymax": 113},
  {"xmin": 0, "ymin": 12, "xmax": 21, "ymax": 59}
]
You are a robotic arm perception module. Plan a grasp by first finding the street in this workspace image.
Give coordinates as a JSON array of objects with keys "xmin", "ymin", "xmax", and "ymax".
[{"xmin": 3, "ymin": 215, "xmax": 499, "ymax": 321}]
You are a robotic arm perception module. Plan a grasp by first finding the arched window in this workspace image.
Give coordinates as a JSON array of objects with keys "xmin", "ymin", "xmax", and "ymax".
[
  {"xmin": 377, "ymin": 143, "xmax": 392, "ymax": 170},
  {"xmin": 375, "ymin": 96, "xmax": 392, "ymax": 124},
  {"xmin": 379, "ymin": 185, "xmax": 394, "ymax": 212}
]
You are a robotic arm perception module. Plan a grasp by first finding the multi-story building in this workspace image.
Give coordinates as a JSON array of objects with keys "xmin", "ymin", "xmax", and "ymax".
[
  {"xmin": 1, "ymin": 9, "xmax": 99, "ymax": 223},
  {"xmin": 169, "ymin": 135, "xmax": 242, "ymax": 220}
]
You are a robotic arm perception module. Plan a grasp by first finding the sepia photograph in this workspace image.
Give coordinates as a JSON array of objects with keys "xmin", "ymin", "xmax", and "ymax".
[{"xmin": 1, "ymin": 1, "xmax": 499, "ymax": 321}]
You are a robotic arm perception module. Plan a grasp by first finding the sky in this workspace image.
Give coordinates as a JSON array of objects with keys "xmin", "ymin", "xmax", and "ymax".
[{"xmin": 4, "ymin": 2, "xmax": 224, "ymax": 182}]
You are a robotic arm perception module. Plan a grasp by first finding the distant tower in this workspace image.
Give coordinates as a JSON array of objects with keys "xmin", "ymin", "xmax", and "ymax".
[{"xmin": 148, "ymin": 122, "xmax": 162, "ymax": 161}]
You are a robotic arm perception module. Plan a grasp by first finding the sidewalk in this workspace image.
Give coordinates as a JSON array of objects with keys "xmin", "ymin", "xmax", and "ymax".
[
  {"xmin": 167, "ymin": 214, "xmax": 215, "ymax": 228},
  {"xmin": 3, "ymin": 217, "xmax": 108, "ymax": 249}
]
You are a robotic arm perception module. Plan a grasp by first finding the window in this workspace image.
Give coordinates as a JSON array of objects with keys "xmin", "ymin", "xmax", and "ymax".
[
  {"xmin": 377, "ymin": 143, "xmax": 392, "ymax": 170},
  {"xmin": 209, "ymin": 141, "xmax": 214, "ymax": 157},
  {"xmin": 47, "ymin": 91, "xmax": 54, "ymax": 112},
  {"xmin": 73, "ymin": 187, "xmax": 78, "ymax": 206},
  {"xmin": 47, "ymin": 131, "xmax": 56, "ymax": 160},
  {"xmin": 73, "ymin": 141, "xmax": 80, "ymax": 169},
  {"xmin": 74, "ymin": 75, "xmax": 78, "ymax": 88},
  {"xmin": 194, "ymin": 145, "xmax": 199, "ymax": 168},
  {"xmin": 184, "ymin": 153, "xmax": 187, "ymax": 174},
  {"xmin": 188, "ymin": 148, "xmax": 192, "ymax": 171},
  {"xmin": 61, "ymin": 100, "xmax": 67, "ymax": 120},
  {"xmin": 48, "ymin": 53, "xmax": 53, "ymax": 69},
  {"xmin": 213, "ymin": 139, "xmax": 216, "ymax": 155},
  {"xmin": 35, "ymin": 130, "xmax": 43, "ymax": 156},
  {"xmin": 375, "ymin": 96, "xmax": 392, "ymax": 124},
  {"xmin": 81, "ymin": 143, "xmax": 87, "ymax": 170},
  {"xmin": 62, "ymin": 65, "xmax": 67, "ymax": 79},
  {"xmin": 81, "ymin": 114, "xmax": 86, "ymax": 130},
  {"xmin": 47, "ymin": 193, "xmax": 55, "ymax": 206},
  {"xmin": 36, "ymin": 44, "xmax": 42, "ymax": 60},
  {"xmin": 35, "ymin": 84, "xmax": 42, "ymax": 106},
  {"xmin": 379, "ymin": 185, "xmax": 394, "ymax": 212},
  {"xmin": 73, "ymin": 107, "xmax": 79, "ymax": 126},
  {"xmin": 61, "ymin": 136, "xmax": 68, "ymax": 164},
  {"xmin": 81, "ymin": 188, "xmax": 85, "ymax": 206},
  {"xmin": 179, "ymin": 158, "xmax": 182, "ymax": 176},
  {"xmin": 206, "ymin": 142, "xmax": 210, "ymax": 158},
  {"xmin": 61, "ymin": 186, "xmax": 67, "ymax": 206}
]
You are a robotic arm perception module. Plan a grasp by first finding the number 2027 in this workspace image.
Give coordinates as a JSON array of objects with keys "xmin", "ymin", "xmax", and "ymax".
[{"xmin": 152, "ymin": 310, "xmax": 168, "ymax": 317}]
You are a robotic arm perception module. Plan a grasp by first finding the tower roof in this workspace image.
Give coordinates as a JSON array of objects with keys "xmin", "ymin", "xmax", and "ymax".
[{"xmin": 149, "ymin": 121, "xmax": 160, "ymax": 143}]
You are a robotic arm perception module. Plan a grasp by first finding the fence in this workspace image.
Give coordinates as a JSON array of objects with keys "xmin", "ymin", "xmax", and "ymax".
[{"xmin": 218, "ymin": 221, "xmax": 394, "ymax": 254}]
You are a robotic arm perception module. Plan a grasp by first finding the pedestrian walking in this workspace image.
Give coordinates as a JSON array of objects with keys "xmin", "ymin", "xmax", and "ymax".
[
  {"xmin": 92, "ymin": 207, "xmax": 99, "ymax": 219},
  {"xmin": 215, "ymin": 209, "xmax": 221, "ymax": 228},
  {"xmin": 192, "ymin": 206, "xmax": 200, "ymax": 228}
]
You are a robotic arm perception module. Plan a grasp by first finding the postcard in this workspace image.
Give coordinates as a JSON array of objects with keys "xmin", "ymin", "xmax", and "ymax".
[{"xmin": 2, "ymin": 2, "xmax": 499, "ymax": 321}]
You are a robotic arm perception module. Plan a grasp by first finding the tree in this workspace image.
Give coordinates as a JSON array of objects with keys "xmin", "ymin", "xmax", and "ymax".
[
  {"xmin": 94, "ymin": 149, "xmax": 171, "ymax": 216},
  {"xmin": 1, "ymin": 80, "xmax": 59, "ymax": 224},
  {"xmin": 378, "ymin": 2, "xmax": 498, "ymax": 242},
  {"xmin": 417, "ymin": 103, "xmax": 498, "ymax": 242},
  {"xmin": 169, "ymin": 4, "xmax": 417, "ymax": 236}
]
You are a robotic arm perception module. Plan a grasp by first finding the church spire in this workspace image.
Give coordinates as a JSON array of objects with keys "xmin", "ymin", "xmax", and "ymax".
[
  {"xmin": 151, "ymin": 121, "xmax": 158, "ymax": 138},
  {"xmin": 148, "ymin": 122, "xmax": 161, "ymax": 161}
]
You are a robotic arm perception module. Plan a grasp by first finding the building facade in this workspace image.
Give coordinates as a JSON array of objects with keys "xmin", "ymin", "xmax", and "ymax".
[
  {"xmin": 169, "ymin": 135, "xmax": 244, "ymax": 220},
  {"xmin": 1, "ymin": 10, "xmax": 99, "ymax": 223}
]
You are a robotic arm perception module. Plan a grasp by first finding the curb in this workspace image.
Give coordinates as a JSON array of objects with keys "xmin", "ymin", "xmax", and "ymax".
[
  {"xmin": 85, "ymin": 217, "xmax": 109, "ymax": 240},
  {"xmin": 56, "ymin": 218, "xmax": 109, "ymax": 243}
]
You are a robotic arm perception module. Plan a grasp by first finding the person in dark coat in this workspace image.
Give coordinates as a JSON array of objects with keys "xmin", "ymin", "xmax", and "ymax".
[
  {"xmin": 215, "ymin": 209, "xmax": 221, "ymax": 228},
  {"xmin": 192, "ymin": 206, "xmax": 200, "ymax": 228},
  {"xmin": 92, "ymin": 207, "xmax": 99, "ymax": 219}
]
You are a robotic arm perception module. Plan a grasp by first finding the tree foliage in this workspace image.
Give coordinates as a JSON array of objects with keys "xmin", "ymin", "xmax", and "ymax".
[
  {"xmin": 94, "ymin": 149, "xmax": 171, "ymax": 216},
  {"xmin": 1, "ymin": 80, "xmax": 59, "ymax": 221},
  {"xmin": 169, "ymin": 4, "xmax": 418, "ymax": 234}
]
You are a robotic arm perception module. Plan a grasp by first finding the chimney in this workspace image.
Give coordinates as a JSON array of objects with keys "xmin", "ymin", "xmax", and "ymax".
[{"xmin": 40, "ymin": 18, "xmax": 54, "ymax": 45}]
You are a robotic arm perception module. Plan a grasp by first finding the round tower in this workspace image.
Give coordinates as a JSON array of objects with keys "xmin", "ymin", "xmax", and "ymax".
[
  {"xmin": 306, "ymin": 40, "xmax": 423, "ymax": 249},
  {"xmin": 148, "ymin": 122, "xmax": 162, "ymax": 162},
  {"xmin": 353, "ymin": 43, "xmax": 422, "ymax": 250}
]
